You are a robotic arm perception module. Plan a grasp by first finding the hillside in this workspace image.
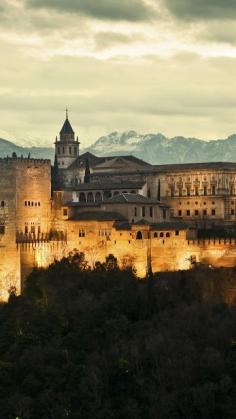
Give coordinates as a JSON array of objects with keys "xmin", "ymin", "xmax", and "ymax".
[
  {"xmin": 0, "ymin": 138, "xmax": 54, "ymax": 161},
  {"xmin": 84, "ymin": 131, "xmax": 236, "ymax": 164},
  {"xmin": 2, "ymin": 132, "xmax": 236, "ymax": 164}
]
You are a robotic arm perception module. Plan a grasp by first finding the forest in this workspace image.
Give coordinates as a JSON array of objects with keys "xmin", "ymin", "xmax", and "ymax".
[{"xmin": 0, "ymin": 253, "xmax": 236, "ymax": 419}]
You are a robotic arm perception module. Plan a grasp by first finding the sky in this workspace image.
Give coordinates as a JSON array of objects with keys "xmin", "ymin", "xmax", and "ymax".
[{"xmin": 1, "ymin": 0, "xmax": 236, "ymax": 147}]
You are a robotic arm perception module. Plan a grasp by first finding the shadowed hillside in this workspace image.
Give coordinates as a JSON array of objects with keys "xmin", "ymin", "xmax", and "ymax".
[{"xmin": 0, "ymin": 253, "xmax": 236, "ymax": 418}]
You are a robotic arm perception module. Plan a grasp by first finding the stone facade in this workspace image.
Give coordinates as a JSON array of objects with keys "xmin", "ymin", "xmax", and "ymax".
[{"xmin": 1, "ymin": 116, "xmax": 236, "ymax": 301}]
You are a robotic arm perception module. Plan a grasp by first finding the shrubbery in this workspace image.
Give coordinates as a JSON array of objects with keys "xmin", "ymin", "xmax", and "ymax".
[{"xmin": 0, "ymin": 254, "xmax": 236, "ymax": 418}]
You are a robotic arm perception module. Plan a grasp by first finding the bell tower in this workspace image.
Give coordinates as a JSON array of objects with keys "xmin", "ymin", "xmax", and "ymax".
[{"xmin": 54, "ymin": 109, "xmax": 80, "ymax": 169}]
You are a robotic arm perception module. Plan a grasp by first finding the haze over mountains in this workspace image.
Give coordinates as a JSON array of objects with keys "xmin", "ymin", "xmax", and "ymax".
[{"xmin": 1, "ymin": 131, "xmax": 236, "ymax": 164}]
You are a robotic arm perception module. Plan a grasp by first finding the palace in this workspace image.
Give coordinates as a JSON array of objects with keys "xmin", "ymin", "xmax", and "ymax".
[{"xmin": 1, "ymin": 114, "xmax": 236, "ymax": 301}]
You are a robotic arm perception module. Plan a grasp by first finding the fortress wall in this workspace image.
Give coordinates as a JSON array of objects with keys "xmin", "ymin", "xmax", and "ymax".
[
  {"xmin": 0, "ymin": 160, "xmax": 21, "ymax": 301},
  {"xmin": 15, "ymin": 159, "xmax": 51, "ymax": 234}
]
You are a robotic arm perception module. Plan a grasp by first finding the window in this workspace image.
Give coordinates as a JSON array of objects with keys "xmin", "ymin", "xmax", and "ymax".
[
  {"xmin": 186, "ymin": 210, "xmax": 190, "ymax": 216},
  {"xmin": 163, "ymin": 209, "xmax": 167, "ymax": 220},
  {"xmin": 136, "ymin": 231, "xmax": 142, "ymax": 240},
  {"xmin": 134, "ymin": 207, "xmax": 137, "ymax": 217},
  {"xmin": 58, "ymin": 147, "xmax": 61, "ymax": 155},
  {"xmin": 79, "ymin": 230, "xmax": 86, "ymax": 237},
  {"xmin": 74, "ymin": 147, "xmax": 77, "ymax": 155},
  {"xmin": 170, "ymin": 186, "xmax": 175, "ymax": 197},
  {"xmin": 203, "ymin": 186, "xmax": 207, "ymax": 196},
  {"xmin": 62, "ymin": 147, "xmax": 65, "ymax": 153},
  {"xmin": 212, "ymin": 209, "xmax": 216, "ymax": 216},
  {"xmin": 178, "ymin": 210, "xmax": 182, "ymax": 217},
  {"xmin": 166, "ymin": 232, "xmax": 170, "ymax": 237},
  {"xmin": 195, "ymin": 187, "xmax": 199, "ymax": 196},
  {"xmin": 212, "ymin": 186, "xmax": 216, "ymax": 195},
  {"xmin": 149, "ymin": 207, "xmax": 153, "ymax": 217},
  {"xmin": 175, "ymin": 231, "xmax": 179, "ymax": 236},
  {"xmin": 203, "ymin": 209, "xmax": 207, "ymax": 216},
  {"xmin": 69, "ymin": 147, "xmax": 72, "ymax": 155},
  {"xmin": 160, "ymin": 232, "xmax": 164, "ymax": 237},
  {"xmin": 0, "ymin": 225, "xmax": 5, "ymax": 235},
  {"xmin": 178, "ymin": 187, "xmax": 182, "ymax": 197},
  {"xmin": 154, "ymin": 232, "xmax": 158, "ymax": 238},
  {"xmin": 31, "ymin": 225, "xmax": 35, "ymax": 234},
  {"xmin": 63, "ymin": 208, "xmax": 68, "ymax": 217},
  {"xmin": 195, "ymin": 210, "xmax": 199, "ymax": 216},
  {"xmin": 1, "ymin": 201, "xmax": 5, "ymax": 207},
  {"xmin": 38, "ymin": 202, "xmax": 40, "ymax": 206},
  {"xmin": 24, "ymin": 201, "xmax": 27, "ymax": 206},
  {"xmin": 25, "ymin": 225, "xmax": 28, "ymax": 234},
  {"xmin": 142, "ymin": 207, "xmax": 146, "ymax": 217},
  {"xmin": 231, "ymin": 209, "xmax": 235, "ymax": 215},
  {"xmin": 31, "ymin": 201, "xmax": 34, "ymax": 206},
  {"xmin": 186, "ymin": 186, "xmax": 191, "ymax": 196}
]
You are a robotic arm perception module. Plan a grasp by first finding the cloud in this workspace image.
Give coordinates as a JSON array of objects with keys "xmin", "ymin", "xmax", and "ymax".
[
  {"xmin": 26, "ymin": 0, "xmax": 154, "ymax": 21},
  {"xmin": 94, "ymin": 32, "xmax": 145, "ymax": 50},
  {"xmin": 164, "ymin": 0, "xmax": 236, "ymax": 20}
]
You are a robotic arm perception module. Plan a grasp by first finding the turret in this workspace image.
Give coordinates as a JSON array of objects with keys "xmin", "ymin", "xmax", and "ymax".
[{"xmin": 54, "ymin": 110, "xmax": 80, "ymax": 169}]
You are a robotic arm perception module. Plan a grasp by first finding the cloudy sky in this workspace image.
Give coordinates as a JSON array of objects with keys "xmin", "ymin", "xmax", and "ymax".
[{"xmin": 1, "ymin": 0, "xmax": 236, "ymax": 147}]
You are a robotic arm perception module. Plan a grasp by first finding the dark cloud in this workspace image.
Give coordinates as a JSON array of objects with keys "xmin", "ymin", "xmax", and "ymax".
[
  {"xmin": 165, "ymin": 0, "xmax": 236, "ymax": 20},
  {"xmin": 26, "ymin": 0, "xmax": 154, "ymax": 21}
]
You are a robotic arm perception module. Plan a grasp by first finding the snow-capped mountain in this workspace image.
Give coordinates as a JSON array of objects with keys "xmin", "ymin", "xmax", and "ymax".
[
  {"xmin": 1, "ymin": 131, "xmax": 236, "ymax": 164},
  {"xmin": 83, "ymin": 131, "xmax": 236, "ymax": 164}
]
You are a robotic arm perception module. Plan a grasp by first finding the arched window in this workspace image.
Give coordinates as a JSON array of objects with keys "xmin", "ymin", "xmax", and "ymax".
[
  {"xmin": 154, "ymin": 232, "xmax": 158, "ymax": 238},
  {"xmin": 87, "ymin": 192, "xmax": 94, "ymax": 202},
  {"xmin": 1, "ymin": 201, "xmax": 5, "ymax": 207},
  {"xmin": 95, "ymin": 192, "xmax": 102, "ymax": 202},
  {"xmin": 166, "ymin": 232, "xmax": 170, "ymax": 237},
  {"xmin": 160, "ymin": 232, "xmax": 164, "ymax": 238},
  {"xmin": 136, "ymin": 231, "xmax": 143, "ymax": 240},
  {"xmin": 79, "ymin": 192, "xmax": 86, "ymax": 202}
]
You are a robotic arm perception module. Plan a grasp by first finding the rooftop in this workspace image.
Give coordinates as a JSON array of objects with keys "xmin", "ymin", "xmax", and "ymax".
[{"xmin": 68, "ymin": 211, "xmax": 127, "ymax": 222}]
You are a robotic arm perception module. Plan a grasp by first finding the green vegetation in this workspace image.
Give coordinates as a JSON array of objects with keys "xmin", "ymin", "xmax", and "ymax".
[{"xmin": 0, "ymin": 254, "xmax": 236, "ymax": 418}]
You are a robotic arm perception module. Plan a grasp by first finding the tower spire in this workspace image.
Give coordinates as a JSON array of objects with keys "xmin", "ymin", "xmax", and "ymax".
[{"xmin": 66, "ymin": 107, "xmax": 68, "ymax": 120}]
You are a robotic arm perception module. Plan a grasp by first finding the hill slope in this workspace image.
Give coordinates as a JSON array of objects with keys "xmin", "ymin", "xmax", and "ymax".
[
  {"xmin": 1, "ymin": 132, "xmax": 236, "ymax": 164},
  {"xmin": 84, "ymin": 131, "xmax": 236, "ymax": 164},
  {"xmin": 0, "ymin": 138, "xmax": 54, "ymax": 161}
]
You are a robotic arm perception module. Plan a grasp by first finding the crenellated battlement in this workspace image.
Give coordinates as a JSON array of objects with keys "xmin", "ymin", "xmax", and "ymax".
[{"xmin": 0, "ymin": 156, "xmax": 51, "ymax": 167}]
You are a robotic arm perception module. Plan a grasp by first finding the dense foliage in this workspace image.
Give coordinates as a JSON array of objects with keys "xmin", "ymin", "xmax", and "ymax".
[{"xmin": 0, "ymin": 254, "xmax": 236, "ymax": 419}]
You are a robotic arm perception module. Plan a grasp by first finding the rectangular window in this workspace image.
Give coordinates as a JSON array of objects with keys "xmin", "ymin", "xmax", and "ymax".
[
  {"xmin": 195, "ymin": 210, "xmax": 199, "ymax": 216},
  {"xmin": 134, "ymin": 207, "xmax": 137, "ymax": 217},
  {"xmin": 63, "ymin": 208, "xmax": 68, "ymax": 217},
  {"xmin": 178, "ymin": 210, "xmax": 182, "ymax": 217},
  {"xmin": 175, "ymin": 231, "xmax": 179, "ymax": 236},
  {"xmin": 163, "ymin": 209, "xmax": 167, "ymax": 219},
  {"xmin": 195, "ymin": 187, "xmax": 199, "ymax": 196},
  {"xmin": 170, "ymin": 186, "xmax": 174, "ymax": 197},
  {"xmin": 24, "ymin": 201, "xmax": 27, "ymax": 206},
  {"xmin": 186, "ymin": 210, "xmax": 190, "ymax": 216},
  {"xmin": 212, "ymin": 186, "xmax": 216, "ymax": 195},
  {"xmin": 69, "ymin": 147, "xmax": 72, "ymax": 155},
  {"xmin": 204, "ymin": 186, "xmax": 207, "ymax": 196},
  {"xmin": 142, "ymin": 207, "xmax": 146, "ymax": 217},
  {"xmin": 0, "ymin": 225, "xmax": 5, "ymax": 235},
  {"xmin": 212, "ymin": 209, "xmax": 216, "ymax": 216},
  {"xmin": 203, "ymin": 209, "xmax": 207, "ymax": 216},
  {"xmin": 74, "ymin": 147, "xmax": 77, "ymax": 155},
  {"xmin": 231, "ymin": 209, "xmax": 235, "ymax": 215},
  {"xmin": 25, "ymin": 225, "xmax": 28, "ymax": 234},
  {"xmin": 149, "ymin": 207, "xmax": 153, "ymax": 217},
  {"xmin": 186, "ymin": 186, "xmax": 191, "ymax": 196}
]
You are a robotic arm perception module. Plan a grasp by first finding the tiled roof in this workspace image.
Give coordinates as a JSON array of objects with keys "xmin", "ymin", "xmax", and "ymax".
[
  {"xmin": 68, "ymin": 211, "xmax": 127, "ymax": 221},
  {"xmin": 66, "ymin": 181, "xmax": 145, "ymax": 191},
  {"xmin": 105, "ymin": 193, "xmax": 169, "ymax": 207},
  {"xmin": 60, "ymin": 118, "xmax": 74, "ymax": 135}
]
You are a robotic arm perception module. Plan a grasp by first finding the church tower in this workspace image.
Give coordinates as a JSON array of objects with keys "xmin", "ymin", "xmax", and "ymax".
[{"xmin": 54, "ymin": 110, "xmax": 80, "ymax": 169}]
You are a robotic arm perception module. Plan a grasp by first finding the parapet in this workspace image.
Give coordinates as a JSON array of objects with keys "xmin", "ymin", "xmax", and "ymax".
[{"xmin": 0, "ymin": 155, "xmax": 51, "ymax": 168}]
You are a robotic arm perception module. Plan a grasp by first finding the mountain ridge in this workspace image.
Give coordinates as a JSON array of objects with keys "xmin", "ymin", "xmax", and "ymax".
[{"xmin": 1, "ymin": 132, "xmax": 236, "ymax": 164}]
